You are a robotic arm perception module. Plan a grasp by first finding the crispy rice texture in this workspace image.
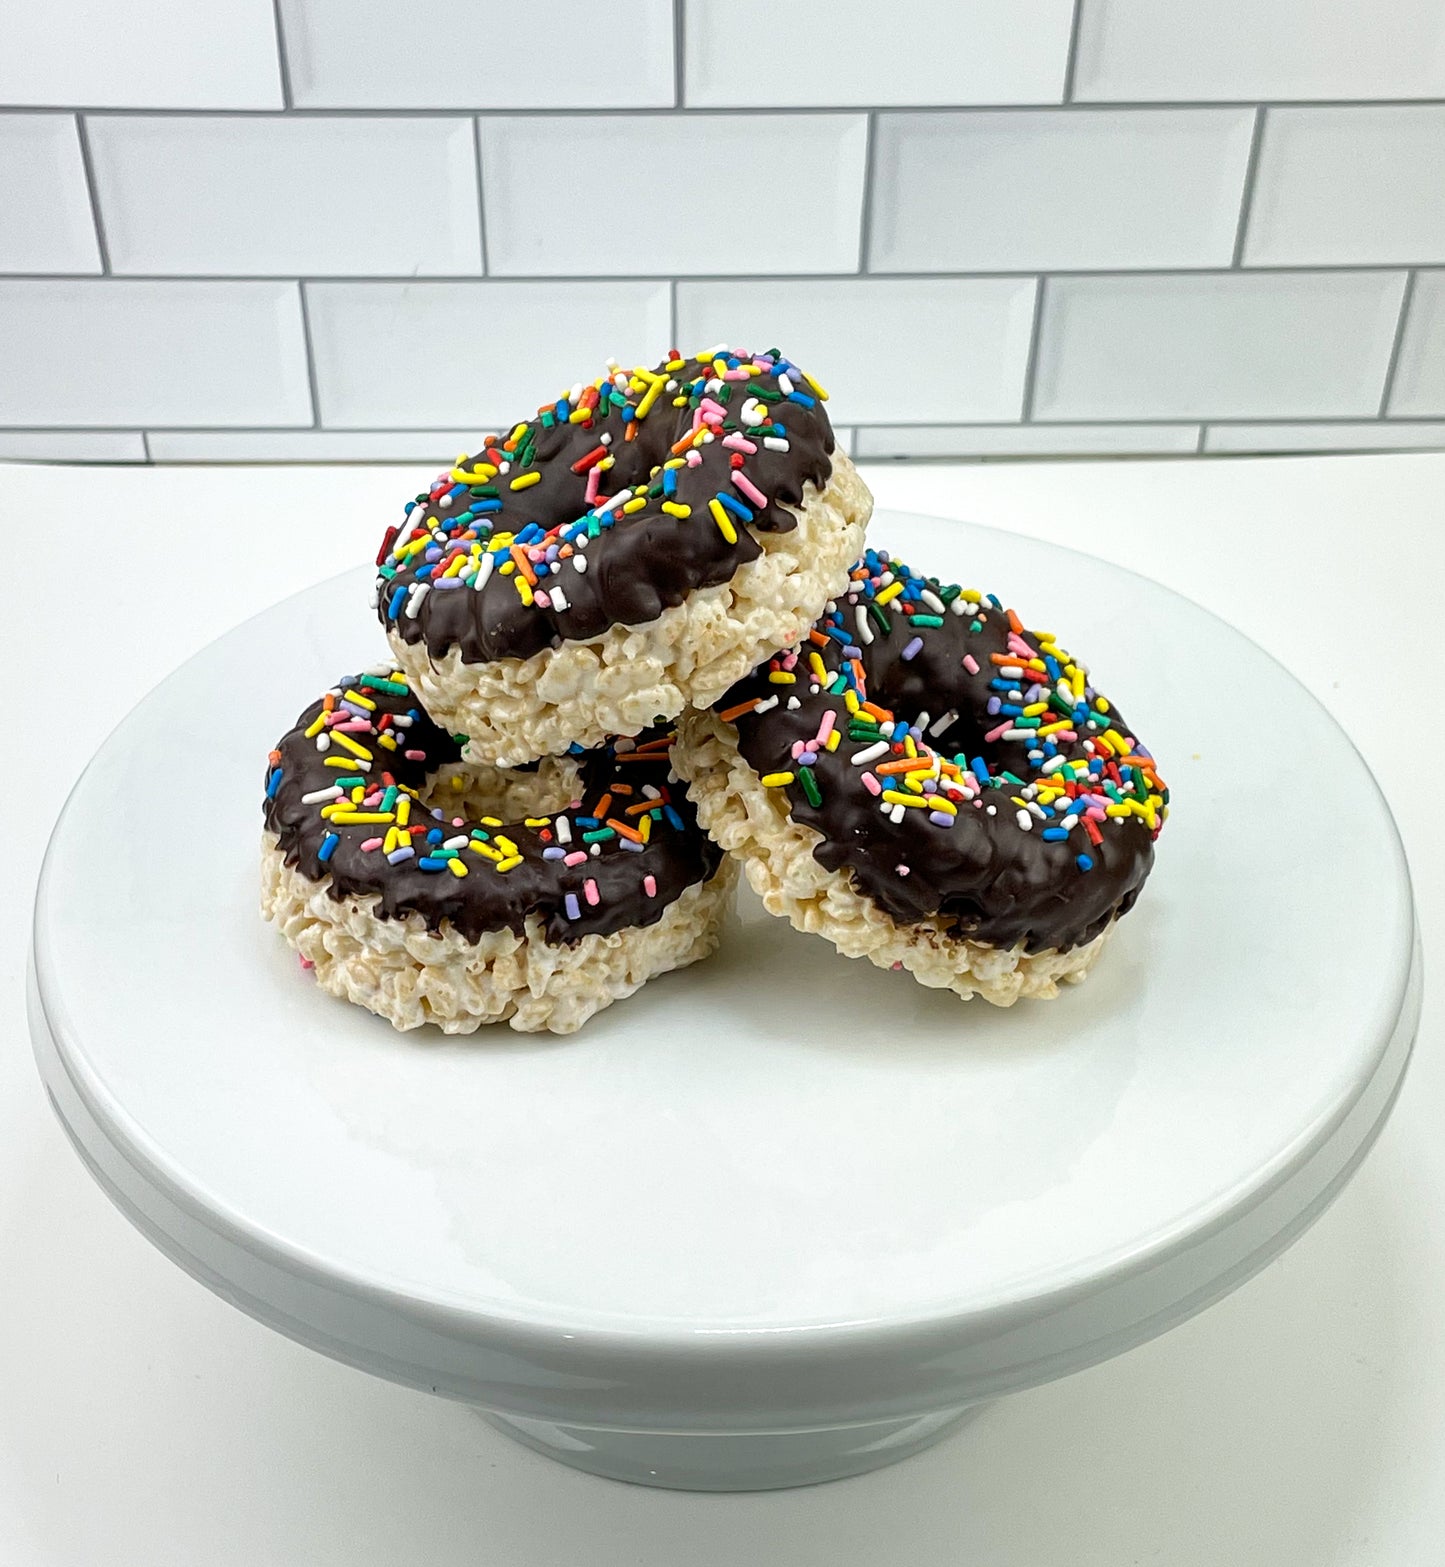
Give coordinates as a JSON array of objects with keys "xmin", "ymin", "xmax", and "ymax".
[
  {"xmin": 387, "ymin": 449, "xmax": 873, "ymax": 766},
  {"xmin": 261, "ymin": 838, "xmax": 737, "ymax": 1036},
  {"xmin": 673, "ymin": 709, "xmax": 1112, "ymax": 1006}
]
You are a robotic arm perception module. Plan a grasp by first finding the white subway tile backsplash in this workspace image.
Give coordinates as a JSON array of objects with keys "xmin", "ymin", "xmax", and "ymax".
[
  {"xmin": 0, "ymin": 282, "xmax": 311, "ymax": 426},
  {"xmin": 1204, "ymin": 422, "xmax": 1445, "ymax": 453},
  {"xmin": 305, "ymin": 282, "xmax": 671, "ymax": 427},
  {"xmin": 0, "ymin": 431, "xmax": 146, "ymax": 462},
  {"xmin": 0, "ymin": 0, "xmax": 282, "ymax": 109},
  {"xmin": 89, "ymin": 117, "xmax": 482, "ymax": 277},
  {"xmin": 1074, "ymin": 0, "xmax": 1445, "ymax": 102},
  {"xmin": 480, "ymin": 116, "xmax": 866, "ymax": 276},
  {"xmin": 1033, "ymin": 272, "xmax": 1408, "ymax": 420},
  {"xmin": 676, "ymin": 280, "xmax": 1036, "ymax": 424},
  {"xmin": 855, "ymin": 424, "xmax": 1201, "ymax": 458},
  {"xmin": 684, "ymin": 0, "xmax": 1075, "ymax": 106},
  {"xmin": 0, "ymin": 116, "xmax": 101, "ymax": 274},
  {"xmin": 870, "ymin": 110, "xmax": 1253, "ymax": 273},
  {"xmin": 147, "ymin": 431, "xmax": 492, "ymax": 462},
  {"xmin": 281, "ymin": 0, "xmax": 675, "ymax": 108},
  {"xmin": 1389, "ymin": 272, "xmax": 1445, "ymax": 416},
  {"xmin": 1246, "ymin": 108, "xmax": 1445, "ymax": 266}
]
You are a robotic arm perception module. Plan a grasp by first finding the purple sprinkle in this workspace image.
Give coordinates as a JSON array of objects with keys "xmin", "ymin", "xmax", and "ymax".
[
  {"xmin": 901, "ymin": 636, "xmax": 924, "ymax": 661},
  {"xmin": 542, "ymin": 846, "xmax": 566, "ymax": 860},
  {"xmin": 987, "ymin": 696, "xmax": 1001, "ymax": 715},
  {"xmin": 387, "ymin": 847, "xmax": 415, "ymax": 864},
  {"xmin": 564, "ymin": 892, "xmax": 581, "ymax": 920},
  {"xmin": 618, "ymin": 837, "xmax": 644, "ymax": 853},
  {"xmin": 798, "ymin": 749, "xmax": 818, "ymax": 765},
  {"xmin": 929, "ymin": 811, "xmax": 955, "ymax": 828}
]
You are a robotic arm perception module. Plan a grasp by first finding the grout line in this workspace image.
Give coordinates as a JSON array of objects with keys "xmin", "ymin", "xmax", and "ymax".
[
  {"xmin": 270, "ymin": 0, "xmax": 294, "ymax": 109},
  {"xmin": 3, "ymin": 98, "xmax": 1445, "ymax": 118},
  {"xmin": 73, "ymin": 116, "xmax": 112, "ymax": 274},
  {"xmin": 140, "ymin": 430, "xmax": 152, "ymax": 463},
  {"xmin": 1377, "ymin": 269, "xmax": 1418, "ymax": 417},
  {"xmin": 1061, "ymin": 0, "xmax": 1085, "ymax": 104},
  {"xmin": 471, "ymin": 119, "xmax": 489, "ymax": 275},
  {"xmin": 672, "ymin": 0, "xmax": 686, "ymax": 108},
  {"xmin": 1230, "ymin": 106, "xmax": 1267, "ymax": 268},
  {"xmin": 0, "ymin": 264, "xmax": 1425, "ymax": 285},
  {"xmin": 295, "ymin": 282, "xmax": 323, "ymax": 428},
  {"xmin": 668, "ymin": 277, "xmax": 678, "ymax": 352},
  {"xmin": 1196, "ymin": 425, "xmax": 1208, "ymax": 454},
  {"xmin": 856, "ymin": 111, "xmax": 879, "ymax": 273},
  {"xmin": 1019, "ymin": 277, "xmax": 1048, "ymax": 420}
]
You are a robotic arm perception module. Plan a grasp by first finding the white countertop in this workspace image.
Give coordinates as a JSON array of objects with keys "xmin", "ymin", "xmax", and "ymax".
[{"xmin": 2, "ymin": 452, "xmax": 1440, "ymax": 1565}]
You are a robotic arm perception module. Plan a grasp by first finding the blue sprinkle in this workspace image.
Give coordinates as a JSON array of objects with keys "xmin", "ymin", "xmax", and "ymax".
[
  {"xmin": 556, "ymin": 398, "xmax": 571, "ymax": 421},
  {"xmin": 404, "ymin": 500, "xmax": 416, "ymax": 514},
  {"xmin": 426, "ymin": 827, "xmax": 443, "ymax": 843},
  {"xmin": 663, "ymin": 805, "xmax": 685, "ymax": 831},
  {"xmin": 715, "ymin": 490, "xmax": 753, "ymax": 521},
  {"xmin": 970, "ymin": 756, "xmax": 990, "ymax": 784},
  {"xmin": 418, "ymin": 856, "xmax": 447, "ymax": 872},
  {"xmin": 1076, "ymin": 854, "xmax": 1094, "ymax": 873},
  {"xmin": 564, "ymin": 892, "xmax": 581, "ymax": 921},
  {"xmin": 473, "ymin": 498, "xmax": 503, "ymax": 514},
  {"xmin": 318, "ymin": 832, "xmax": 339, "ymax": 862},
  {"xmin": 266, "ymin": 767, "xmax": 283, "ymax": 799},
  {"xmin": 663, "ymin": 467, "xmax": 677, "ymax": 496},
  {"xmin": 787, "ymin": 390, "xmax": 816, "ymax": 407},
  {"xmin": 1042, "ymin": 827, "xmax": 1069, "ymax": 842},
  {"xmin": 386, "ymin": 585, "xmax": 407, "ymax": 619}
]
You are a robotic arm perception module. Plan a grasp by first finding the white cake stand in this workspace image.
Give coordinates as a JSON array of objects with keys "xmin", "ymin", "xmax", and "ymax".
[{"xmin": 30, "ymin": 511, "xmax": 1420, "ymax": 1492}]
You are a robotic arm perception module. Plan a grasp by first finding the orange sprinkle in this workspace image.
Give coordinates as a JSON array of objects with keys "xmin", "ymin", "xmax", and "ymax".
[
  {"xmin": 1007, "ymin": 609, "xmax": 1023, "ymax": 633},
  {"xmin": 594, "ymin": 793, "xmax": 613, "ymax": 820},
  {"xmin": 807, "ymin": 629, "xmax": 830, "ymax": 647},
  {"xmin": 875, "ymin": 758, "xmax": 936, "ymax": 776},
  {"xmin": 606, "ymin": 818, "xmax": 643, "ymax": 843},
  {"xmin": 718, "ymin": 698, "xmax": 760, "ymax": 722},
  {"xmin": 509, "ymin": 545, "xmax": 537, "ymax": 586},
  {"xmin": 268, "ymin": 748, "xmax": 282, "ymax": 765}
]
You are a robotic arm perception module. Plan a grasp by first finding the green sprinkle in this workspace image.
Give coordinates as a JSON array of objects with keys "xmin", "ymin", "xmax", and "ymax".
[
  {"xmin": 798, "ymin": 765, "xmax": 823, "ymax": 807},
  {"xmin": 868, "ymin": 603, "xmax": 892, "ymax": 635},
  {"xmin": 358, "ymin": 674, "xmax": 408, "ymax": 694},
  {"xmin": 970, "ymin": 619, "xmax": 984, "ymax": 633},
  {"xmin": 909, "ymin": 613, "xmax": 944, "ymax": 628},
  {"xmin": 582, "ymin": 828, "xmax": 616, "ymax": 844}
]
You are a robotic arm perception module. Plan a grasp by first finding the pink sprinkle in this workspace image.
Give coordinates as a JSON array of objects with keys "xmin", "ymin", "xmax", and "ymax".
[
  {"xmin": 584, "ymin": 466, "xmax": 601, "ymax": 504},
  {"xmin": 699, "ymin": 396, "xmax": 727, "ymax": 421},
  {"xmin": 891, "ymin": 960, "xmax": 903, "ymax": 970},
  {"xmin": 732, "ymin": 471, "xmax": 768, "ymax": 509},
  {"xmin": 583, "ymin": 877, "xmax": 600, "ymax": 907},
  {"xmin": 299, "ymin": 955, "xmax": 315, "ymax": 970},
  {"xmin": 533, "ymin": 589, "xmax": 552, "ymax": 609},
  {"xmin": 722, "ymin": 432, "xmax": 758, "ymax": 453},
  {"xmin": 722, "ymin": 368, "xmax": 751, "ymax": 381},
  {"xmin": 897, "ymin": 864, "xmax": 910, "ymax": 876},
  {"xmin": 405, "ymin": 748, "xmax": 427, "ymax": 760},
  {"xmin": 983, "ymin": 722, "xmax": 1011, "ymax": 743},
  {"xmin": 359, "ymin": 836, "xmax": 383, "ymax": 852},
  {"xmin": 816, "ymin": 709, "xmax": 836, "ymax": 745},
  {"xmin": 780, "ymin": 648, "xmax": 799, "ymax": 669},
  {"xmin": 685, "ymin": 449, "xmax": 703, "ymax": 467},
  {"xmin": 962, "ymin": 654, "xmax": 980, "ymax": 675},
  {"xmin": 643, "ymin": 874, "xmax": 657, "ymax": 897},
  {"xmin": 563, "ymin": 850, "xmax": 588, "ymax": 866},
  {"xmin": 861, "ymin": 771, "xmax": 882, "ymax": 796},
  {"xmin": 791, "ymin": 739, "xmax": 807, "ymax": 760}
]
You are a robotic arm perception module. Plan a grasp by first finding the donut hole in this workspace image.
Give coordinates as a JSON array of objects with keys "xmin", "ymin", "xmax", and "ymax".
[{"xmin": 423, "ymin": 753, "xmax": 582, "ymax": 825}]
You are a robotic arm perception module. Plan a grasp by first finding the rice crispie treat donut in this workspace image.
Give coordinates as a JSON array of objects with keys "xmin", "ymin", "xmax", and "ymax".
[
  {"xmin": 261, "ymin": 663, "xmax": 733, "ymax": 1036},
  {"xmin": 674, "ymin": 548, "xmax": 1168, "ymax": 1006},
  {"xmin": 372, "ymin": 347, "xmax": 872, "ymax": 765}
]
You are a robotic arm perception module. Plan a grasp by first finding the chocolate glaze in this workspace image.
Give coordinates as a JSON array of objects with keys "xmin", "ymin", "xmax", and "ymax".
[
  {"xmin": 720, "ymin": 566, "xmax": 1163, "ymax": 954},
  {"xmin": 375, "ymin": 352, "xmax": 835, "ymax": 664},
  {"xmin": 264, "ymin": 672, "xmax": 721, "ymax": 946}
]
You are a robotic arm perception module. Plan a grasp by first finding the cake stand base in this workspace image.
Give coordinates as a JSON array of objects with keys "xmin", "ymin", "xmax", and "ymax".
[{"xmin": 480, "ymin": 1404, "xmax": 988, "ymax": 1491}]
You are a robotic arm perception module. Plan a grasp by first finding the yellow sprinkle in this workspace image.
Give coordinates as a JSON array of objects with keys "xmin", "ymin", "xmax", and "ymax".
[
  {"xmin": 1037, "ymin": 721, "xmax": 1072, "ymax": 737},
  {"xmin": 397, "ymin": 795, "xmax": 410, "ymax": 826},
  {"xmin": 882, "ymin": 790, "xmax": 929, "ymax": 809},
  {"xmin": 1022, "ymin": 701, "xmax": 1048, "ymax": 717},
  {"xmin": 499, "ymin": 559, "xmax": 516, "ymax": 575},
  {"xmin": 802, "ymin": 371, "xmax": 829, "ymax": 401},
  {"xmin": 844, "ymin": 690, "xmax": 861, "ymax": 714},
  {"xmin": 904, "ymin": 734, "xmax": 917, "ymax": 758},
  {"xmin": 480, "ymin": 816, "xmax": 503, "ymax": 827},
  {"xmin": 383, "ymin": 827, "xmax": 400, "ymax": 853},
  {"xmin": 768, "ymin": 670, "xmax": 796, "ymax": 684},
  {"xmin": 825, "ymin": 729, "xmax": 842, "ymax": 752},
  {"xmin": 568, "ymin": 408, "xmax": 591, "ymax": 423},
  {"xmin": 494, "ymin": 855, "xmax": 524, "ymax": 873},
  {"xmin": 304, "ymin": 714, "xmax": 327, "ymax": 738},
  {"xmin": 322, "ymin": 756, "xmax": 356, "ymax": 769},
  {"xmin": 1095, "ymin": 696, "xmax": 1111, "ymax": 713},
  {"xmin": 514, "ymin": 575, "xmax": 534, "ymax": 606},
  {"xmin": 330, "ymin": 732, "xmax": 373, "ymax": 760},
  {"xmin": 1105, "ymin": 803, "xmax": 1131, "ymax": 818},
  {"xmin": 447, "ymin": 857, "xmax": 469, "ymax": 877},
  {"xmin": 660, "ymin": 500, "xmax": 691, "ymax": 518},
  {"xmin": 523, "ymin": 817, "xmax": 551, "ymax": 828},
  {"xmin": 443, "ymin": 556, "xmax": 466, "ymax": 578},
  {"xmin": 875, "ymin": 581, "xmax": 904, "ymax": 606},
  {"xmin": 622, "ymin": 497, "xmax": 648, "ymax": 514},
  {"xmin": 928, "ymin": 796, "xmax": 958, "ymax": 815},
  {"xmin": 377, "ymin": 733, "xmax": 398, "ymax": 750},
  {"xmin": 708, "ymin": 497, "xmax": 738, "ymax": 543},
  {"xmin": 639, "ymin": 814, "xmax": 652, "ymax": 842},
  {"xmin": 808, "ymin": 652, "xmax": 828, "ymax": 684},
  {"xmin": 636, "ymin": 374, "xmax": 666, "ymax": 419},
  {"xmin": 761, "ymin": 771, "xmax": 795, "ymax": 787},
  {"xmin": 510, "ymin": 470, "xmax": 542, "ymax": 490},
  {"xmin": 451, "ymin": 463, "xmax": 497, "ymax": 483},
  {"xmin": 467, "ymin": 840, "xmax": 502, "ymax": 860},
  {"xmin": 342, "ymin": 688, "xmax": 376, "ymax": 710},
  {"xmin": 493, "ymin": 834, "xmax": 519, "ymax": 857},
  {"xmin": 328, "ymin": 811, "xmax": 394, "ymax": 824},
  {"xmin": 451, "ymin": 773, "xmax": 464, "ymax": 790}
]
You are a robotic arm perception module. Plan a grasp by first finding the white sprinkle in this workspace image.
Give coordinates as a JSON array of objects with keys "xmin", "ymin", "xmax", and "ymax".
[
  {"xmin": 1016, "ymin": 809, "xmax": 1033, "ymax": 831},
  {"xmin": 778, "ymin": 373, "xmax": 795, "ymax": 395},
  {"xmin": 786, "ymin": 695, "xmax": 801, "ymax": 710},
  {"xmin": 392, "ymin": 714, "xmax": 413, "ymax": 728},
  {"xmin": 590, "ymin": 842, "xmax": 601, "ymax": 857},
  {"xmin": 856, "ymin": 605, "xmax": 874, "ymax": 645},
  {"xmin": 471, "ymin": 551, "xmax": 494, "ymax": 591},
  {"xmin": 369, "ymin": 580, "xmax": 381, "ymax": 609},
  {"xmin": 572, "ymin": 553, "xmax": 588, "ymax": 573},
  {"xmin": 443, "ymin": 834, "xmax": 468, "ymax": 849},
  {"xmin": 928, "ymin": 708, "xmax": 958, "ymax": 737},
  {"xmin": 950, "ymin": 597, "xmax": 969, "ymax": 616},
  {"xmin": 915, "ymin": 710, "xmax": 931, "ymax": 734},
  {"xmin": 556, "ymin": 816, "xmax": 572, "ymax": 844},
  {"xmin": 315, "ymin": 733, "xmax": 331, "ymax": 751},
  {"xmin": 549, "ymin": 584, "xmax": 570, "ymax": 612},
  {"xmin": 852, "ymin": 741, "xmax": 889, "ymax": 766},
  {"xmin": 763, "ymin": 437, "xmax": 791, "ymax": 452},
  {"xmin": 600, "ymin": 431, "xmax": 612, "ymax": 445},
  {"xmin": 920, "ymin": 589, "xmax": 946, "ymax": 614},
  {"xmin": 301, "ymin": 786, "xmax": 343, "ymax": 804},
  {"xmin": 1041, "ymin": 755, "xmax": 1067, "ymax": 775},
  {"xmin": 889, "ymin": 804, "xmax": 907, "ymax": 824},
  {"xmin": 404, "ymin": 582, "xmax": 429, "ymax": 618},
  {"xmin": 986, "ymin": 804, "xmax": 997, "ymax": 815}
]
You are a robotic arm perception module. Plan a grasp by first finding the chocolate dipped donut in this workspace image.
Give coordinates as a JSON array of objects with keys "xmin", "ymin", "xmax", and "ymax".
[
  {"xmin": 674, "ymin": 548, "xmax": 1167, "ymax": 1004},
  {"xmin": 373, "ymin": 348, "xmax": 872, "ymax": 765},
  {"xmin": 261, "ymin": 663, "xmax": 733, "ymax": 1035}
]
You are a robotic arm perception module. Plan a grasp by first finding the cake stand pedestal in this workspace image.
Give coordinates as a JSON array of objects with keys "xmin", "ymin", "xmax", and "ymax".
[{"xmin": 31, "ymin": 512, "xmax": 1420, "ymax": 1491}]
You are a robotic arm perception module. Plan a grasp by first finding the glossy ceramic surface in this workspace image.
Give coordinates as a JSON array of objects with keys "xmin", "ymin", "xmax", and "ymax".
[{"xmin": 30, "ymin": 512, "xmax": 1419, "ymax": 1490}]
